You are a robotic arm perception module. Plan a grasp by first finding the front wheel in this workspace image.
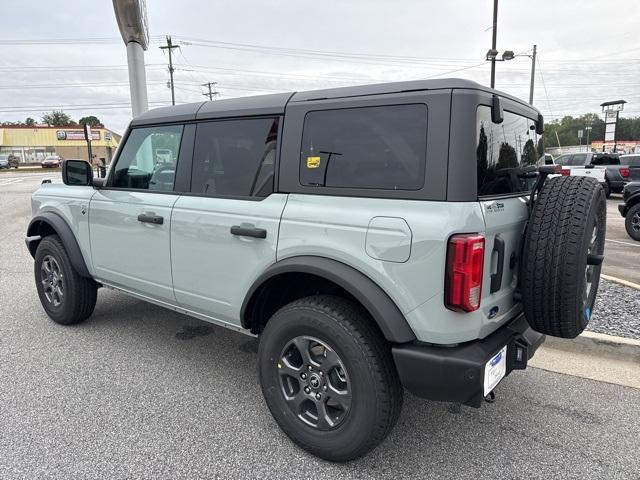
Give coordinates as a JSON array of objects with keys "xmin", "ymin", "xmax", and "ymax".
[
  {"xmin": 258, "ymin": 295, "xmax": 403, "ymax": 462},
  {"xmin": 625, "ymin": 204, "xmax": 640, "ymax": 241},
  {"xmin": 34, "ymin": 235, "xmax": 97, "ymax": 325}
]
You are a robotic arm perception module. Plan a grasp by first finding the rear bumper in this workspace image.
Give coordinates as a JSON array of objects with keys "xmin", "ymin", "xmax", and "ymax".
[
  {"xmin": 392, "ymin": 314, "xmax": 545, "ymax": 408},
  {"xmin": 609, "ymin": 180, "xmax": 627, "ymax": 191}
]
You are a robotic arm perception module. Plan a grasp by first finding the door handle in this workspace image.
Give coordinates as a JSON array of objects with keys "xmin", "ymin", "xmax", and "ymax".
[
  {"xmin": 490, "ymin": 235, "xmax": 505, "ymax": 294},
  {"xmin": 230, "ymin": 225, "xmax": 267, "ymax": 239},
  {"xmin": 137, "ymin": 213, "xmax": 164, "ymax": 225}
]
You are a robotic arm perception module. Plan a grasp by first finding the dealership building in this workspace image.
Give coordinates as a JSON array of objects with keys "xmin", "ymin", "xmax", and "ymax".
[{"xmin": 0, "ymin": 125, "xmax": 121, "ymax": 165}]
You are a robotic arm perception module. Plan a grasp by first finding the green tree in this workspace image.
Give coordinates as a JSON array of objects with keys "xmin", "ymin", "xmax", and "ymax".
[
  {"xmin": 522, "ymin": 139, "xmax": 538, "ymax": 165},
  {"xmin": 25, "ymin": 117, "xmax": 36, "ymax": 126},
  {"xmin": 497, "ymin": 142, "xmax": 518, "ymax": 169},
  {"xmin": 78, "ymin": 115, "xmax": 102, "ymax": 127},
  {"xmin": 42, "ymin": 110, "xmax": 76, "ymax": 127}
]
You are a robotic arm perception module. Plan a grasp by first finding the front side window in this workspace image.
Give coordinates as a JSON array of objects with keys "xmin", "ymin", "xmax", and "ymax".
[
  {"xmin": 191, "ymin": 118, "xmax": 279, "ymax": 198},
  {"xmin": 299, "ymin": 104, "xmax": 428, "ymax": 190},
  {"xmin": 111, "ymin": 125, "xmax": 183, "ymax": 191},
  {"xmin": 476, "ymin": 105, "xmax": 540, "ymax": 196}
]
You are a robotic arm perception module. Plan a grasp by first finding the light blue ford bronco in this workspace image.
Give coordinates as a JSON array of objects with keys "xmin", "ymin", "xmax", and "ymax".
[{"xmin": 26, "ymin": 79, "xmax": 606, "ymax": 461}]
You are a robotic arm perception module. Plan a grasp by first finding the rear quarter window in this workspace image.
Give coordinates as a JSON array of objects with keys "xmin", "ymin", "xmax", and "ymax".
[
  {"xmin": 476, "ymin": 105, "xmax": 540, "ymax": 197},
  {"xmin": 299, "ymin": 104, "xmax": 428, "ymax": 191}
]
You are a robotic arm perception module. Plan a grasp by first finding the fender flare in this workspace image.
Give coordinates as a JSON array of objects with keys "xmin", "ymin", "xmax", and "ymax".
[
  {"xmin": 621, "ymin": 191, "xmax": 640, "ymax": 216},
  {"xmin": 26, "ymin": 212, "xmax": 91, "ymax": 278},
  {"xmin": 241, "ymin": 256, "xmax": 416, "ymax": 344}
]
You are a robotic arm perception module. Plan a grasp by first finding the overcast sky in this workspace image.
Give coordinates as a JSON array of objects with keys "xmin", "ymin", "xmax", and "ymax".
[{"xmin": 1, "ymin": 0, "xmax": 639, "ymax": 133}]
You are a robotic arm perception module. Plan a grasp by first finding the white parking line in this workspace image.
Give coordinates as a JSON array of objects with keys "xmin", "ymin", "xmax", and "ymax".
[
  {"xmin": 605, "ymin": 238, "xmax": 640, "ymax": 248},
  {"xmin": 0, "ymin": 178, "xmax": 23, "ymax": 186}
]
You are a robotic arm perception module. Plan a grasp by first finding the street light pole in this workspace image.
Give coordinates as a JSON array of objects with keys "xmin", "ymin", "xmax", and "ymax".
[
  {"xmin": 529, "ymin": 44, "xmax": 537, "ymax": 105},
  {"xmin": 490, "ymin": 0, "xmax": 498, "ymax": 88}
]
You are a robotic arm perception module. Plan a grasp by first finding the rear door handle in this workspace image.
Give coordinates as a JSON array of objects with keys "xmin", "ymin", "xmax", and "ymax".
[
  {"xmin": 137, "ymin": 213, "xmax": 164, "ymax": 225},
  {"xmin": 490, "ymin": 235, "xmax": 505, "ymax": 294},
  {"xmin": 230, "ymin": 225, "xmax": 267, "ymax": 239}
]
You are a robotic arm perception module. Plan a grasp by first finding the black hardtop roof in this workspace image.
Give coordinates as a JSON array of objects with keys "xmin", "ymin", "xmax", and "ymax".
[{"xmin": 130, "ymin": 78, "xmax": 537, "ymax": 126}]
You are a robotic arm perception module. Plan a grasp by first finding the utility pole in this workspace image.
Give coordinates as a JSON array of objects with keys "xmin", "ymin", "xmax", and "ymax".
[
  {"xmin": 160, "ymin": 35, "xmax": 179, "ymax": 105},
  {"xmin": 490, "ymin": 0, "xmax": 498, "ymax": 88},
  {"xmin": 529, "ymin": 44, "xmax": 537, "ymax": 105},
  {"xmin": 202, "ymin": 82, "xmax": 219, "ymax": 101}
]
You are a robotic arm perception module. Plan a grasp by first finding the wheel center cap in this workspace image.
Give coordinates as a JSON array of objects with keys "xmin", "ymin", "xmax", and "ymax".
[{"xmin": 309, "ymin": 373, "xmax": 321, "ymax": 390}]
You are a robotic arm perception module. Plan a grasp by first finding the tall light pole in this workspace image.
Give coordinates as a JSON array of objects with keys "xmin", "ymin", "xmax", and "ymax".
[
  {"xmin": 528, "ymin": 45, "xmax": 537, "ymax": 105},
  {"xmin": 112, "ymin": 0, "xmax": 149, "ymax": 117},
  {"xmin": 490, "ymin": 0, "xmax": 498, "ymax": 88},
  {"xmin": 485, "ymin": 45, "xmax": 537, "ymax": 105}
]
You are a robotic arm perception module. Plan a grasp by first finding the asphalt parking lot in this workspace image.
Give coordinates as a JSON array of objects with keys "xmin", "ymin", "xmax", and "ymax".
[{"xmin": 1, "ymin": 172, "xmax": 639, "ymax": 479}]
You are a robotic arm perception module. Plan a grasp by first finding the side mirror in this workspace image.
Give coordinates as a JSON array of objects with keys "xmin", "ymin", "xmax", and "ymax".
[
  {"xmin": 536, "ymin": 113, "xmax": 544, "ymax": 134},
  {"xmin": 62, "ymin": 160, "xmax": 93, "ymax": 186}
]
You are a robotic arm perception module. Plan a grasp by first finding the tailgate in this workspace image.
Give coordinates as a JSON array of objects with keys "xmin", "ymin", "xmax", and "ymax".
[
  {"xmin": 479, "ymin": 196, "xmax": 529, "ymax": 332},
  {"xmin": 567, "ymin": 166, "xmax": 606, "ymax": 182}
]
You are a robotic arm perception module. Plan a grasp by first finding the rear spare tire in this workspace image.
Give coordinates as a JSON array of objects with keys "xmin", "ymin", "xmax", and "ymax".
[{"xmin": 521, "ymin": 176, "xmax": 606, "ymax": 338}]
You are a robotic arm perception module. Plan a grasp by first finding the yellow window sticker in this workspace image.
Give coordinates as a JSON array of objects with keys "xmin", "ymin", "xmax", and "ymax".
[{"xmin": 307, "ymin": 156, "xmax": 321, "ymax": 169}]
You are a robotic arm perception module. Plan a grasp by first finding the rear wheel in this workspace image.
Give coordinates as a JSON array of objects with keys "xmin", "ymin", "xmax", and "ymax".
[
  {"xmin": 258, "ymin": 295, "xmax": 402, "ymax": 462},
  {"xmin": 603, "ymin": 181, "xmax": 611, "ymax": 198},
  {"xmin": 34, "ymin": 235, "xmax": 97, "ymax": 325},
  {"xmin": 521, "ymin": 176, "xmax": 606, "ymax": 338},
  {"xmin": 625, "ymin": 203, "xmax": 640, "ymax": 241}
]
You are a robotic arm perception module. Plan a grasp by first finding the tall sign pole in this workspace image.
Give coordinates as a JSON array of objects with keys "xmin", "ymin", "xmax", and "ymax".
[
  {"xmin": 601, "ymin": 100, "xmax": 626, "ymax": 153},
  {"xmin": 113, "ymin": 0, "xmax": 149, "ymax": 117}
]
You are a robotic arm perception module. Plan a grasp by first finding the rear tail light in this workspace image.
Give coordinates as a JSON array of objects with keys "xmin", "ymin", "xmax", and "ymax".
[
  {"xmin": 445, "ymin": 234, "xmax": 485, "ymax": 312},
  {"xmin": 620, "ymin": 167, "xmax": 630, "ymax": 178},
  {"xmin": 561, "ymin": 168, "xmax": 570, "ymax": 176}
]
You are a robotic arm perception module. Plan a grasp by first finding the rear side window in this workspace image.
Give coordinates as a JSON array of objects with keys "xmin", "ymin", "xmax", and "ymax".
[
  {"xmin": 191, "ymin": 118, "xmax": 279, "ymax": 198},
  {"xmin": 555, "ymin": 155, "xmax": 571, "ymax": 166},
  {"xmin": 569, "ymin": 154, "xmax": 588, "ymax": 166},
  {"xmin": 476, "ymin": 105, "xmax": 539, "ymax": 196},
  {"xmin": 299, "ymin": 104, "xmax": 427, "ymax": 190},
  {"xmin": 591, "ymin": 155, "xmax": 620, "ymax": 165}
]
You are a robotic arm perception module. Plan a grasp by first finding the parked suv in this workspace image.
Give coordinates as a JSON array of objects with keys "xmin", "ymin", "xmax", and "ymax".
[{"xmin": 26, "ymin": 79, "xmax": 606, "ymax": 461}]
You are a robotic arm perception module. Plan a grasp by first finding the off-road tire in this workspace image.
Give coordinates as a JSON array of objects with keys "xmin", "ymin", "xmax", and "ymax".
[
  {"xmin": 34, "ymin": 235, "xmax": 97, "ymax": 325},
  {"xmin": 258, "ymin": 295, "xmax": 403, "ymax": 462},
  {"xmin": 521, "ymin": 176, "xmax": 606, "ymax": 338},
  {"xmin": 625, "ymin": 203, "xmax": 640, "ymax": 241}
]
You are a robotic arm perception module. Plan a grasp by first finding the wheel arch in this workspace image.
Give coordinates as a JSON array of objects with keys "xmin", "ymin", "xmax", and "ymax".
[
  {"xmin": 26, "ymin": 212, "xmax": 91, "ymax": 278},
  {"xmin": 241, "ymin": 256, "xmax": 416, "ymax": 343},
  {"xmin": 622, "ymin": 192, "xmax": 640, "ymax": 216}
]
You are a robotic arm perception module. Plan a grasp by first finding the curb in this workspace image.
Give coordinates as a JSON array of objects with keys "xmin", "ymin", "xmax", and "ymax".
[
  {"xmin": 541, "ymin": 330, "xmax": 640, "ymax": 364},
  {"xmin": 601, "ymin": 274, "xmax": 640, "ymax": 291},
  {"xmin": 532, "ymin": 331, "xmax": 640, "ymax": 389}
]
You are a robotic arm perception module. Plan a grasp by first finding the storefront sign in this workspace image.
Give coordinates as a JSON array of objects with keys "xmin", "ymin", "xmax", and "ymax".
[{"xmin": 57, "ymin": 130, "xmax": 101, "ymax": 141}]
